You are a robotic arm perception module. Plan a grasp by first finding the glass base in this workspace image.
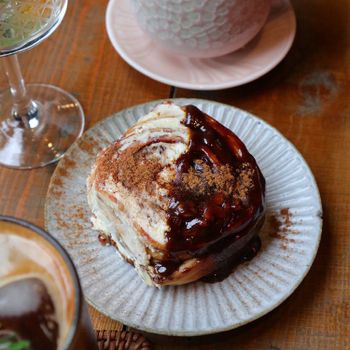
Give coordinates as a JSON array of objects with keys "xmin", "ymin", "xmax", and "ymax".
[{"xmin": 0, "ymin": 84, "xmax": 84, "ymax": 169}]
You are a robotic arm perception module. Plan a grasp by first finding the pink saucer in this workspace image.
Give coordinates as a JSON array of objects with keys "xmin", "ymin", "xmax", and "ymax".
[{"xmin": 106, "ymin": 0, "xmax": 296, "ymax": 90}]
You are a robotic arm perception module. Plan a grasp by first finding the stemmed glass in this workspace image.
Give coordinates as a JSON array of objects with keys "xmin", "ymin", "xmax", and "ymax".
[{"xmin": 0, "ymin": 0, "xmax": 84, "ymax": 169}]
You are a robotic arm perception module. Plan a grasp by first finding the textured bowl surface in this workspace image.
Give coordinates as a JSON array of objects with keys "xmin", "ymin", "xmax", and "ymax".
[
  {"xmin": 45, "ymin": 99, "xmax": 322, "ymax": 336},
  {"xmin": 106, "ymin": 0, "xmax": 296, "ymax": 90},
  {"xmin": 131, "ymin": 0, "xmax": 271, "ymax": 58}
]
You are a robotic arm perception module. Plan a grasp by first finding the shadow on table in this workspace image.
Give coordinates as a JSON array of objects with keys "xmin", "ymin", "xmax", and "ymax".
[{"xmin": 175, "ymin": 0, "xmax": 349, "ymax": 123}]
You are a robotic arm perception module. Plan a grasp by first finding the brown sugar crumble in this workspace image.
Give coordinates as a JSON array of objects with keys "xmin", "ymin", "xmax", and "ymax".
[
  {"xmin": 96, "ymin": 141, "xmax": 254, "ymax": 201},
  {"xmin": 119, "ymin": 154, "xmax": 162, "ymax": 191},
  {"xmin": 181, "ymin": 160, "xmax": 254, "ymax": 200},
  {"xmin": 97, "ymin": 142, "xmax": 162, "ymax": 192}
]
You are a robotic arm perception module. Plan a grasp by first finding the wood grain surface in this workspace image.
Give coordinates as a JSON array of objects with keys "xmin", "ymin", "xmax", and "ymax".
[{"xmin": 0, "ymin": 0, "xmax": 349, "ymax": 349}]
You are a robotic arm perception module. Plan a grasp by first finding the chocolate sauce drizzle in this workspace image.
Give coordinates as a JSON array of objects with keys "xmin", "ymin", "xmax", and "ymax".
[{"xmin": 154, "ymin": 105, "xmax": 266, "ymax": 282}]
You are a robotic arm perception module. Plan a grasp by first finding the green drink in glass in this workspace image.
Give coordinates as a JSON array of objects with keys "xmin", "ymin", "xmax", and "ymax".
[{"xmin": 0, "ymin": 0, "xmax": 84, "ymax": 169}]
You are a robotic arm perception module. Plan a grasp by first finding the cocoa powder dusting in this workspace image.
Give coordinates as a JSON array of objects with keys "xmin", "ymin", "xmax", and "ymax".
[
  {"xmin": 57, "ymin": 158, "xmax": 76, "ymax": 178},
  {"xmin": 53, "ymin": 178, "xmax": 63, "ymax": 187},
  {"xmin": 78, "ymin": 136, "xmax": 99, "ymax": 155},
  {"xmin": 269, "ymin": 214, "xmax": 281, "ymax": 233},
  {"xmin": 118, "ymin": 154, "xmax": 162, "ymax": 191},
  {"xmin": 97, "ymin": 142, "xmax": 162, "ymax": 192},
  {"xmin": 281, "ymin": 207, "xmax": 292, "ymax": 226},
  {"xmin": 63, "ymin": 158, "xmax": 76, "ymax": 169},
  {"xmin": 50, "ymin": 190, "xmax": 62, "ymax": 199},
  {"xmin": 71, "ymin": 206, "xmax": 85, "ymax": 220},
  {"xmin": 58, "ymin": 167, "xmax": 68, "ymax": 178},
  {"xmin": 269, "ymin": 208, "xmax": 296, "ymax": 249},
  {"xmin": 181, "ymin": 160, "xmax": 254, "ymax": 200}
]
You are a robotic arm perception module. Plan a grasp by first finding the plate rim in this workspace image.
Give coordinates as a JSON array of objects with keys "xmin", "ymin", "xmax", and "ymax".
[
  {"xmin": 45, "ymin": 98, "xmax": 323, "ymax": 336},
  {"xmin": 105, "ymin": 0, "xmax": 297, "ymax": 90}
]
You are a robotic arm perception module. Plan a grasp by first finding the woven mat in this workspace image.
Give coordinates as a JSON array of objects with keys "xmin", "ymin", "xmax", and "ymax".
[{"xmin": 96, "ymin": 330, "xmax": 151, "ymax": 350}]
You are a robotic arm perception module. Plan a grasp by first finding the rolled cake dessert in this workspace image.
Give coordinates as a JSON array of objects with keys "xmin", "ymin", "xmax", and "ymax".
[{"xmin": 87, "ymin": 103, "xmax": 265, "ymax": 287}]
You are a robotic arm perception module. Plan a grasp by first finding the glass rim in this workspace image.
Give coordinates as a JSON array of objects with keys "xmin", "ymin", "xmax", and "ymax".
[
  {"xmin": 0, "ymin": 0, "xmax": 68, "ymax": 57},
  {"xmin": 0, "ymin": 215, "xmax": 82, "ymax": 350}
]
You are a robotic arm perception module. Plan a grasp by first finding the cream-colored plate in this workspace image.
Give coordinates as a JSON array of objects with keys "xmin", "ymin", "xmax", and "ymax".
[{"xmin": 45, "ymin": 99, "xmax": 322, "ymax": 336}]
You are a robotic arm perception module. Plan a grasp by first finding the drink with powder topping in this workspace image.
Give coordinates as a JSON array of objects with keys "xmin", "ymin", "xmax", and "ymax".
[{"xmin": 0, "ymin": 216, "xmax": 98, "ymax": 350}]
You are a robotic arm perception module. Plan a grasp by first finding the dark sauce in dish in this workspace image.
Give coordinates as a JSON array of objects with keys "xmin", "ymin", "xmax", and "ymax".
[
  {"xmin": 201, "ymin": 235, "xmax": 262, "ymax": 283},
  {"xmin": 154, "ymin": 105, "xmax": 266, "ymax": 282}
]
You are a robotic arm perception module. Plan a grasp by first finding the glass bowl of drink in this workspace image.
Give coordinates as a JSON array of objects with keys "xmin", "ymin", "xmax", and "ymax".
[{"xmin": 0, "ymin": 216, "xmax": 98, "ymax": 349}]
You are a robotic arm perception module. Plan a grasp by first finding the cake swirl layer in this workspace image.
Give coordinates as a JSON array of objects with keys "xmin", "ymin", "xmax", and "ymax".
[{"xmin": 87, "ymin": 102, "xmax": 265, "ymax": 286}]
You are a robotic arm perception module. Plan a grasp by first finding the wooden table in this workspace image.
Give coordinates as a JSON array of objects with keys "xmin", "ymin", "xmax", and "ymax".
[{"xmin": 1, "ymin": 0, "xmax": 349, "ymax": 348}]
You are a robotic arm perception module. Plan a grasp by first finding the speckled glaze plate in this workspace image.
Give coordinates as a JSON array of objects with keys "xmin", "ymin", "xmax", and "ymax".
[
  {"xmin": 45, "ymin": 99, "xmax": 322, "ymax": 336},
  {"xmin": 106, "ymin": 0, "xmax": 296, "ymax": 90}
]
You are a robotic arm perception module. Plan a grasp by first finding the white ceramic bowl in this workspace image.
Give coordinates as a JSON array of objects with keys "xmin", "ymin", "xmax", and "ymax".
[{"xmin": 131, "ymin": 0, "xmax": 272, "ymax": 58}]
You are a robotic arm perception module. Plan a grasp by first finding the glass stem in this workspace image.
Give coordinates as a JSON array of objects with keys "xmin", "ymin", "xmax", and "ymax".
[{"xmin": 2, "ymin": 55, "xmax": 38, "ymax": 128}]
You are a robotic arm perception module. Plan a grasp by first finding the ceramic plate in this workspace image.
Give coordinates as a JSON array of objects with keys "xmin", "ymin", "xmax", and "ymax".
[
  {"xmin": 105, "ymin": 0, "xmax": 296, "ymax": 90},
  {"xmin": 45, "ymin": 99, "xmax": 322, "ymax": 336}
]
